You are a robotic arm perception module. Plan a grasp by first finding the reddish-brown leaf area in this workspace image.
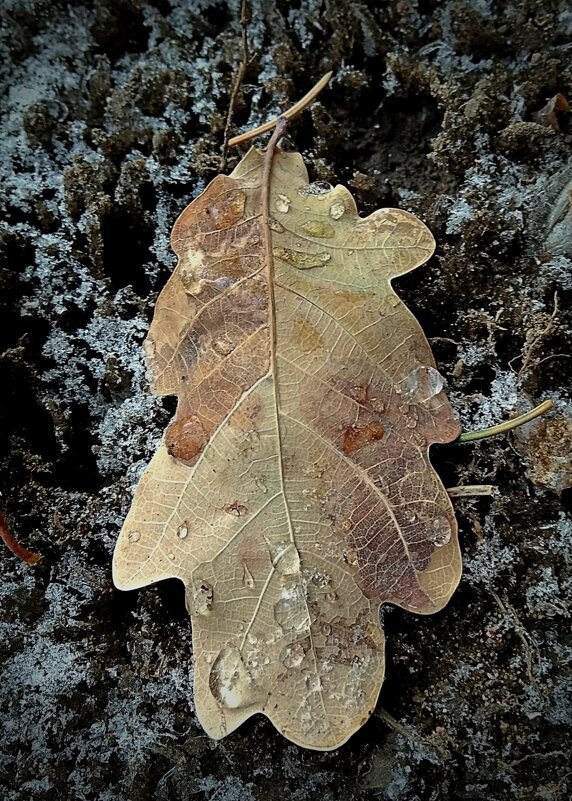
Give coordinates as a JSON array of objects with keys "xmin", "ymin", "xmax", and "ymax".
[
  {"xmin": 165, "ymin": 414, "xmax": 208, "ymax": 464},
  {"xmin": 342, "ymin": 421, "xmax": 386, "ymax": 455}
]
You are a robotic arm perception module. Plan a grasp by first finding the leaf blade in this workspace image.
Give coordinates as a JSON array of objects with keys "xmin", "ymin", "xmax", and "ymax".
[{"xmin": 113, "ymin": 145, "xmax": 461, "ymax": 750}]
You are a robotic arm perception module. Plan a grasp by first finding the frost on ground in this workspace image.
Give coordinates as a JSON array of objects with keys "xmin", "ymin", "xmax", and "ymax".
[{"xmin": 1, "ymin": 0, "xmax": 571, "ymax": 800}]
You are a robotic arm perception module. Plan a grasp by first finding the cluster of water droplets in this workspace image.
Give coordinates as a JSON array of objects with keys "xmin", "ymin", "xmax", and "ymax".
[{"xmin": 273, "ymin": 183, "xmax": 346, "ymax": 225}]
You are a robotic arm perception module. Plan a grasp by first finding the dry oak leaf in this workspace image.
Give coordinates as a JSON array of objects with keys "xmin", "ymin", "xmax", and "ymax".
[{"xmin": 112, "ymin": 145, "xmax": 462, "ymax": 751}]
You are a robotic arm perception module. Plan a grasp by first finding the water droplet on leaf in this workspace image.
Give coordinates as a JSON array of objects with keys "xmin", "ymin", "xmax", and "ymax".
[
  {"xmin": 212, "ymin": 337, "xmax": 236, "ymax": 357},
  {"xmin": 242, "ymin": 564, "xmax": 255, "ymax": 589},
  {"xmin": 275, "ymin": 194, "xmax": 291, "ymax": 213},
  {"xmin": 223, "ymin": 501, "xmax": 248, "ymax": 516},
  {"xmin": 274, "ymin": 586, "xmax": 310, "ymax": 632},
  {"xmin": 428, "ymin": 516, "xmax": 452, "ymax": 547},
  {"xmin": 180, "ymin": 268, "xmax": 203, "ymax": 295},
  {"xmin": 127, "ymin": 530, "xmax": 140, "ymax": 543},
  {"xmin": 165, "ymin": 414, "xmax": 207, "ymax": 464},
  {"xmin": 329, "ymin": 202, "xmax": 345, "ymax": 220},
  {"xmin": 310, "ymin": 570, "xmax": 330, "ymax": 587},
  {"xmin": 209, "ymin": 647, "xmax": 258, "ymax": 709},
  {"xmin": 403, "ymin": 366, "xmax": 445, "ymax": 403},
  {"xmin": 269, "ymin": 542, "xmax": 301, "ymax": 576},
  {"xmin": 281, "ymin": 642, "xmax": 306, "ymax": 669},
  {"xmin": 342, "ymin": 421, "xmax": 385, "ymax": 455},
  {"xmin": 273, "ymin": 247, "xmax": 331, "ymax": 270},
  {"xmin": 300, "ymin": 220, "xmax": 335, "ymax": 238},
  {"xmin": 193, "ymin": 580, "xmax": 214, "ymax": 615},
  {"xmin": 177, "ymin": 522, "xmax": 188, "ymax": 539},
  {"xmin": 399, "ymin": 404, "xmax": 419, "ymax": 429},
  {"xmin": 255, "ymin": 476, "xmax": 268, "ymax": 494}
]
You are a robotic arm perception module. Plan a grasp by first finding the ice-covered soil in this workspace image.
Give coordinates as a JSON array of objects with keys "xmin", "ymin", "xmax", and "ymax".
[{"xmin": 1, "ymin": 1, "xmax": 571, "ymax": 799}]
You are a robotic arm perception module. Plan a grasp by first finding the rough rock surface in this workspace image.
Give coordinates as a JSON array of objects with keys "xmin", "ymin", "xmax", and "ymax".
[{"xmin": 1, "ymin": 1, "xmax": 571, "ymax": 799}]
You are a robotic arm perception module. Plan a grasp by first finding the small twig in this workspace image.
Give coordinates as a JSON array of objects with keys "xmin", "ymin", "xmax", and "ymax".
[
  {"xmin": 228, "ymin": 71, "xmax": 333, "ymax": 147},
  {"xmin": 377, "ymin": 707, "xmax": 419, "ymax": 740},
  {"xmin": 536, "ymin": 352, "xmax": 571, "ymax": 367},
  {"xmin": 377, "ymin": 707, "xmax": 451, "ymax": 760},
  {"xmin": 501, "ymin": 750, "xmax": 567, "ymax": 770},
  {"xmin": 428, "ymin": 336, "xmax": 461, "ymax": 346},
  {"xmin": 0, "ymin": 509, "xmax": 40, "ymax": 565},
  {"xmin": 219, "ymin": 0, "xmax": 250, "ymax": 171},
  {"xmin": 489, "ymin": 589, "xmax": 536, "ymax": 684},
  {"xmin": 447, "ymin": 485, "xmax": 494, "ymax": 498},
  {"xmin": 457, "ymin": 399, "xmax": 554, "ymax": 443},
  {"xmin": 509, "ymin": 291, "xmax": 559, "ymax": 375}
]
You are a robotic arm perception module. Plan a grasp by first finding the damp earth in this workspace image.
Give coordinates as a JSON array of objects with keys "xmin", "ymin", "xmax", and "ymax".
[{"xmin": 1, "ymin": 1, "xmax": 571, "ymax": 800}]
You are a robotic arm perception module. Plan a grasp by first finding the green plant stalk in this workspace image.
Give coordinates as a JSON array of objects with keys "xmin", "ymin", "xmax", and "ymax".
[{"xmin": 457, "ymin": 400, "xmax": 554, "ymax": 443}]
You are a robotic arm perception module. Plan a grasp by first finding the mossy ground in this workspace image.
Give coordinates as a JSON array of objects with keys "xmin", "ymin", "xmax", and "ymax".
[{"xmin": 1, "ymin": 1, "xmax": 571, "ymax": 799}]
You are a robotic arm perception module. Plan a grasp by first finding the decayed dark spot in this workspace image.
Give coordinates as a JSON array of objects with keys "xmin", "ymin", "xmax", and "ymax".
[
  {"xmin": 223, "ymin": 500, "xmax": 248, "ymax": 516},
  {"xmin": 342, "ymin": 420, "xmax": 385, "ymax": 455},
  {"xmin": 165, "ymin": 414, "xmax": 207, "ymax": 464}
]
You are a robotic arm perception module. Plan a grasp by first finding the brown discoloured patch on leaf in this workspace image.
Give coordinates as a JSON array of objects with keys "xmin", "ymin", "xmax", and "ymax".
[
  {"xmin": 342, "ymin": 421, "xmax": 385, "ymax": 455},
  {"xmin": 113, "ymin": 145, "xmax": 461, "ymax": 751},
  {"xmin": 165, "ymin": 414, "xmax": 207, "ymax": 464},
  {"xmin": 293, "ymin": 318, "xmax": 325, "ymax": 353}
]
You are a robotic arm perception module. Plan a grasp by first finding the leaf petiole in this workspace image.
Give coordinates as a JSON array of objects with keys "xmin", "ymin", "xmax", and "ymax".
[
  {"xmin": 457, "ymin": 399, "xmax": 554, "ymax": 443},
  {"xmin": 228, "ymin": 71, "xmax": 333, "ymax": 147}
]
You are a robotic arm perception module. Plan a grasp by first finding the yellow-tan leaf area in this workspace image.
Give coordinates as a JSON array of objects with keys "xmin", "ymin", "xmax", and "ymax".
[{"xmin": 112, "ymin": 146, "xmax": 462, "ymax": 751}]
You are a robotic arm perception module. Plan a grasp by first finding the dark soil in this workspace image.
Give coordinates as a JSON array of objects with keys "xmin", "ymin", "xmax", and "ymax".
[{"xmin": 1, "ymin": 1, "xmax": 571, "ymax": 800}]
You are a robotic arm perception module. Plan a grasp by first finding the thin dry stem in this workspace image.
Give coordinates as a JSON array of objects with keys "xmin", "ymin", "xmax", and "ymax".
[
  {"xmin": 228, "ymin": 71, "xmax": 333, "ymax": 147},
  {"xmin": 447, "ymin": 485, "xmax": 494, "ymax": 498},
  {"xmin": 219, "ymin": 0, "xmax": 250, "ymax": 171},
  {"xmin": 458, "ymin": 400, "xmax": 554, "ymax": 443},
  {"xmin": 377, "ymin": 707, "xmax": 451, "ymax": 760}
]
